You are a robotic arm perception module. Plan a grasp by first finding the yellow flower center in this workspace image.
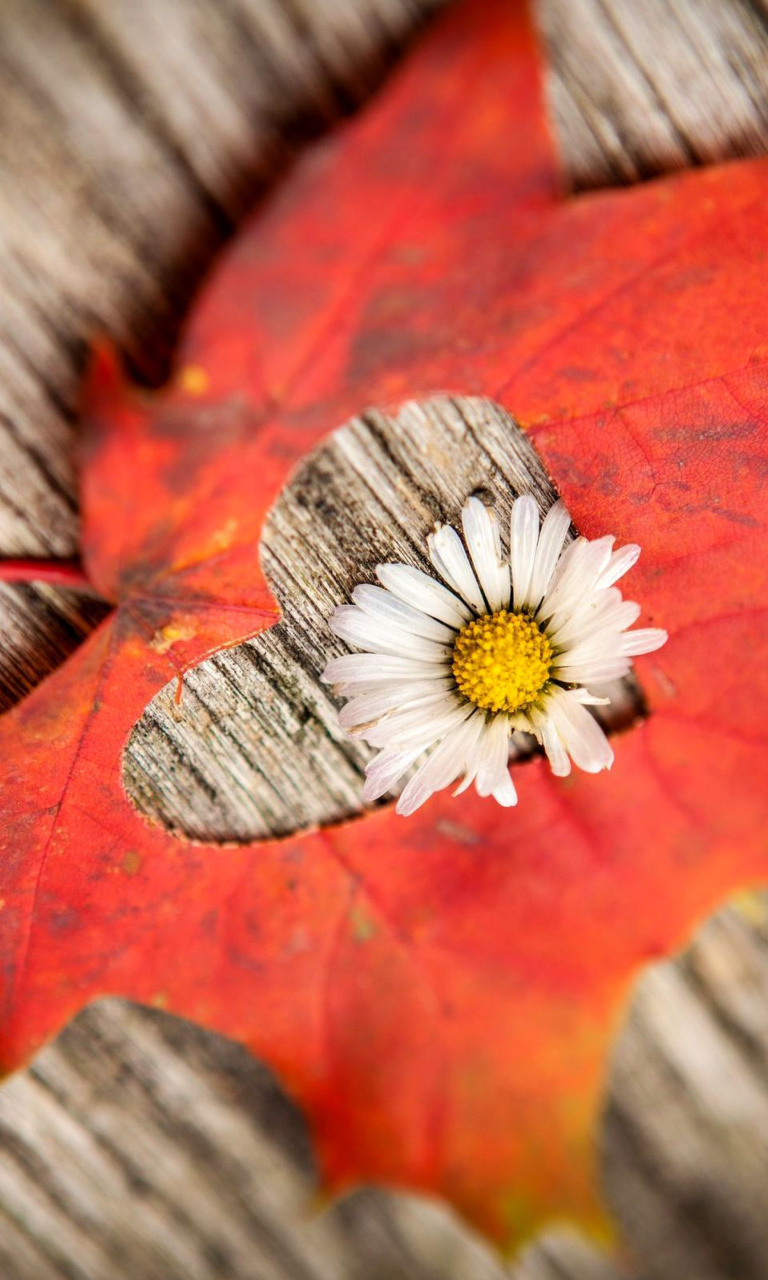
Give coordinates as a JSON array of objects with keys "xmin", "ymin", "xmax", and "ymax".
[{"xmin": 451, "ymin": 609, "xmax": 552, "ymax": 714}]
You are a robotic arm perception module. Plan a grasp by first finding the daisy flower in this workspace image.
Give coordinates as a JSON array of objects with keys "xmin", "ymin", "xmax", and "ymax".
[{"xmin": 322, "ymin": 495, "xmax": 667, "ymax": 816}]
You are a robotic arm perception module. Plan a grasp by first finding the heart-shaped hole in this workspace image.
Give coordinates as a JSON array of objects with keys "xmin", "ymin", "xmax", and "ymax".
[{"xmin": 123, "ymin": 395, "xmax": 644, "ymax": 842}]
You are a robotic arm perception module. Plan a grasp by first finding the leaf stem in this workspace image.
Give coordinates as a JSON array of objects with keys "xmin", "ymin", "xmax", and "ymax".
[{"xmin": 0, "ymin": 558, "xmax": 97, "ymax": 593}]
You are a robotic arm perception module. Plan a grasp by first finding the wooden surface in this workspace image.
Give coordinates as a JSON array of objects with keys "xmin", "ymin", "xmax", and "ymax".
[
  {"xmin": 0, "ymin": 997, "xmax": 625, "ymax": 1280},
  {"xmin": 0, "ymin": 0, "xmax": 444, "ymax": 715},
  {"xmin": 605, "ymin": 899, "xmax": 768, "ymax": 1280},
  {"xmin": 540, "ymin": 0, "xmax": 768, "ymax": 188},
  {"xmin": 3, "ymin": 0, "xmax": 768, "ymax": 1276}
]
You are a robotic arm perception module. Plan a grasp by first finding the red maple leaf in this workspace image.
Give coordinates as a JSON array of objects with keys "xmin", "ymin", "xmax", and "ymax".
[{"xmin": 2, "ymin": 0, "xmax": 768, "ymax": 1249}]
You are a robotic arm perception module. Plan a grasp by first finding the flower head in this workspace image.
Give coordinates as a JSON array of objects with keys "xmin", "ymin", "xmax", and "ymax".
[{"xmin": 322, "ymin": 495, "xmax": 667, "ymax": 816}]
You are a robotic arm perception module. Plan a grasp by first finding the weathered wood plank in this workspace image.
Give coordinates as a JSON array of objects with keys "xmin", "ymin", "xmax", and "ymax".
[
  {"xmin": 538, "ymin": 0, "xmax": 768, "ymax": 188},
  {"xmin": 0, "ymin": 583, "xmax": 108, "ymax": 709},
  {"xmin": 11, "ymin": 902, "xmax": 768, "ymax": 1280},
  {"xmin": 514, "ymin": 1232, "xmax": 628, "ymax": 1280},
  {"xmin": 0, "ymin": 0, "xmax": 444, "ymax": 713},
  {"xmin": 0, "ymin": 998, "xmax": 627, "ymax": 1280},
  {"xmin": 604, "ymin": 898, "xmax": 768, "ymax": 1280}
]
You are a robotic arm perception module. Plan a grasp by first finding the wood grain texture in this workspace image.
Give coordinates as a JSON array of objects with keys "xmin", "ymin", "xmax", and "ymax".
[
  {"xmin": 604, "ymin": 897, "xmax": 768, "ymax": 1280},
  {"xmin": 9, "ymin": 902, "xmax": 768, "ymax": 1278},
  {"xmin": 0, "ymin": 0, "xmax": 444, "ymax": 713},
  {"xmin": 3, "ymin": 0, "xmax": 768, "ymax": 1277},
  {"xmin": 538, "ymin": 0, "xmax": 768, "ymax": 188},
  {"xmin": 0, "ymin": 997, "xmax": 628, "ymax": 1280}
]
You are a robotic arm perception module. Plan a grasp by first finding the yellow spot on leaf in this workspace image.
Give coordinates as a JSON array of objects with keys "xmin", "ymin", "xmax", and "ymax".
[
  {"xmin": 732, "ymin": 890, "xmax": 768, "ymax": 926},
  {"xmin": 350, "ymin": 904, "xmax": 376, "ymax": 943},
  {"xmin": 149, "ymin": 621, "xmax": 197, "ymax": 654},
  {"xmin": 178, "ymin": 364, "xmax": 209, "ymax": 395},
  {"xmin": 122, "ymin": 849, "xmax": 142, "ymax": 876},
  {"xmin": 210, "ymin": 517, "xmax": 239, "ymax": 554}
]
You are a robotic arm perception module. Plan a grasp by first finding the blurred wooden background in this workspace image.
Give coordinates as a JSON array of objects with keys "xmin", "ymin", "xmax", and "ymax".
[{"xmin": 2, "ymin": 0, "xmax": 768, "ymax": 1276}]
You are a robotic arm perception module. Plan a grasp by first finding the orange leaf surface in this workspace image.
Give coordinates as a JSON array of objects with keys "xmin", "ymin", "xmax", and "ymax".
[{"xmin": 2, "ymin": 0, "xmax": 768, "ymax": 1248}]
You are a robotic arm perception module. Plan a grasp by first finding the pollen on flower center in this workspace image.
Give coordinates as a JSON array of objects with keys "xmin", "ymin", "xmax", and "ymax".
[{"xmin": 451, "ymin": 609, "xmax": 552, "ymax": 714}]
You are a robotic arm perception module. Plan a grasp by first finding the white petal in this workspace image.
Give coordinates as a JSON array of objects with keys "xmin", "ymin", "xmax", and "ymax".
[
  {"xmin": 553, "ymin": 631, "xmax": 627, "ymax": 668},
  {"xmin": 529, "ymin": 706, "xmax": 572, "ymax": 777},
  {"xmin": 363, "ymin": 690, "xmax": 458, "ymax": 741},
  {"xmin": 455, "ymin": 718, "xmax": 518, "ymax": 805},
  {"xmin": 339, "ymin": 679, "xmax": 454, "ymax": 731},
  {"xmin": 322, "ymin": 653, "xmax": 449, "ymax": 686},
  {"xmin": 537, "ymin": 536, "xmax": 581, "ymax": 605},
  {"xmin": 363, "ymin": 746, "xmax": 424, "ymax": 802},
  {"xmin": 491, "ymin": 771, "xmax": 518, "ymax": 806},
  {"xmin": 396, "ymin": 713, "xmax": 484, "ymax": 816},
  {"xmin": 453, "ymin": 714, "xmax": 493, "ymax": 794},
  {"xmin": 428, "ymin": 524, "xmax": 486, "ymax": 613},
  {"xmin": 332, "ymin": 678, "xmax": 445, "ymax": 699},
  {"xmin": 462, "ymin": 497, "xmax": 510, "ymax": 612},
  {"xmin": 555, "ymin": 659, "xmax": 632, "ymax": 684},
  {"xmin": 329, "ymin": 605, "xmax": 451, "ymax": 662},
  {"xmin": 365, "ymin": 698, "xmax": 471, "ymax": 752},
  {"xmin": 376, "ymin": 563, "xmax": 471, "ymax": 627},
  {"xmin": 473, "ymin": 714, "xmax": 513, "ymax": 798},
  {"xmin": 548, "ymin": 589, "xmax": 633, "ymax": 648},
  {"xmin": 545, "ymin": 689, "xmax": 614, "ymax": 773},
  {"xmin": 352, "ymin": 583, "xmax": 456, "ymax": 642},
  {"xmin": 612, "ymin": 600, "xmax": 643, "ymax": 632},
  {"xmin": 597, "ymin": 543, "xmax": 641, "ymax": 589},
  {"xmin": 526, "ymin": 499, "xmax": 571, "ymax": 610},
  {"xmin": 570, "ymin": 688, "xmax": 611, "ymax": 706},
  {"xmin": 510, "ymin": 495, "xmax": 540, "ymax": 611},
  {"xmin": 620, "ymin": 627, "xmax": 668, "ymax": 656},
  {"xmin": 454, "ymin": 715, "xmax": 494, "ymax": 795},
  {"xmin": 585, "ymin": 597, "xmax": 641, "ymax": 639},
  {"xmin": 539, "ymin": 536, "xmax": 614, "ymax": 623}
]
